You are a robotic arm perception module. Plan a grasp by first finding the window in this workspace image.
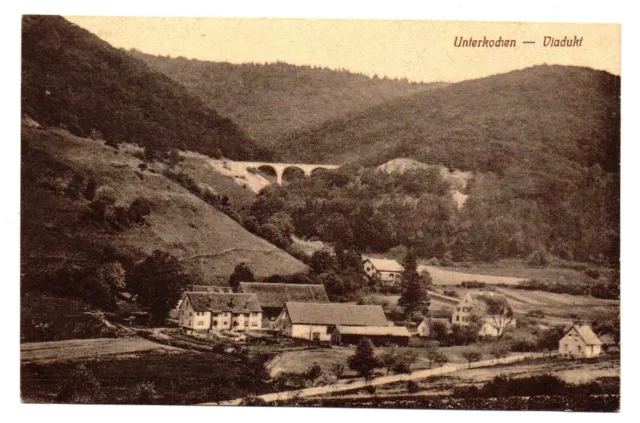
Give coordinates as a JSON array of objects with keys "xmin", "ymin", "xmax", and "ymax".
[
  {"xmin": 213, "ymin": 320, "xmax": 218, "ymax": 326},
  {"xmin": 457, "ymin": 307, "xmax": 461, "ymax": 312},
  {"xmin": 197, "ymin": 321, "xmax": 204, "ymax": 326},
  {"xmin": 577, "ymin": 345, "xmax": 582, "ymax": 351},
  {"xmin": 251, "ymin": 322, "xmax": 258, "ymax": 327},
  {"xmin": 456, "ymin": 316, "xmax": 460, "ymax": 321},
  {"xmin": 564, "ymin": 344, "xmax": 569, "ymax": 350},
  {"xmin": 312, "ymin": 332, "xmax": 320, "ymax": 341},
  {"xmin": 189, "ymin": 312, "xmax": 192, "ymax": 316},
  {"xmin": 233, "ymin": 321, "xmax": 239, "ymax": 327}
]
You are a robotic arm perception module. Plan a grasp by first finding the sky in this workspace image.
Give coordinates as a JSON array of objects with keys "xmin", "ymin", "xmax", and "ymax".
[{"xmin": 65, "ymin": 16, "xmax": 620, "ymax": 83}]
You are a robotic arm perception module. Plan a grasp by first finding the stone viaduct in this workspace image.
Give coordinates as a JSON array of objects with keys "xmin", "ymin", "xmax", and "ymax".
[{"xmin": 235, "ymin": 162, "xmax": 341, "ymax": 185}]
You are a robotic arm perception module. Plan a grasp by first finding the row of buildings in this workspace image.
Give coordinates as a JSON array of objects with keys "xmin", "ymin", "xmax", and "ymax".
[
  {"xmin": 177, "ymin": 282, "xmax": 411, "ymax": 346},
  {"xmin": 176, "ymin": 281, "xmax": 612, "ymax": 357},
  {"xmin": 176, "ymin": 280, "xmax": 520, "ymax": 346}
]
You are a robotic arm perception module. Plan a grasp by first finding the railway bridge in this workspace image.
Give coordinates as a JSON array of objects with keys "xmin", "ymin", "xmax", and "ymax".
[{"xmin": 235, "ymin": 162, "xmax": 341, "ymax": 185}]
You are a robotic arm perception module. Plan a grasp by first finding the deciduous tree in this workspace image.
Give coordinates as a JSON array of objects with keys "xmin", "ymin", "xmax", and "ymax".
[{"xmin": 348, "ymin": 338, "xmax": 380, "ymax": 381}]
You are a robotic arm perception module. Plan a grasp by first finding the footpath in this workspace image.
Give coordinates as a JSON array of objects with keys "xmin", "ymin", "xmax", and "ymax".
[{"xmin": 206, "ymin": 351, "xmax": 554, "ymax": 406}]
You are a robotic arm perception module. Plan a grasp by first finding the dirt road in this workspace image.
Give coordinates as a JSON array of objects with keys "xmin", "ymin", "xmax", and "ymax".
[
  {"xmin": 209, "ymin": 352, "xmax": 551, "ymax": 406},
  {"xmin": 21, "ymin": 337, "xmax": 181, "ymax": 364}
]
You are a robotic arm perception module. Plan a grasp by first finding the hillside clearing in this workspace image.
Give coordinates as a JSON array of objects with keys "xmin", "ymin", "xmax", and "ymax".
[{"xmin": 21, "ymin": 126, "xmax": 307, "ymax": 284}]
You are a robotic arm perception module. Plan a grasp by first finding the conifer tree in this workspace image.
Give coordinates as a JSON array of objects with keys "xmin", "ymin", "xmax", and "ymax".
[{"xmin": 398, "ymin": 248, "xmax": 431, "ymax": 320}]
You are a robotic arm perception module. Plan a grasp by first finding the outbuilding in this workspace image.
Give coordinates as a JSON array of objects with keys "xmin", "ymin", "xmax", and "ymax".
[{"xmin": 331, "ymin": 325, "xmax": 411, "ymax": 346}]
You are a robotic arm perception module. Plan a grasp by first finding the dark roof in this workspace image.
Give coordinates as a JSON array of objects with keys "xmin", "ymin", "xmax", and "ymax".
[
  {"xmin": 239, "ymin": 282, "xmax": 329, "ymax": 308},
  {"xmin": 191, "ymin": 285, "xmax": 232, "ymax": 293},
  {"xmin": 285, "ymin": 302, "xmax": 389, "ymax": 326},
  {"xmin": 185, "ymin": 292, "xmax": 262, "ymax": 313},
  {"xmin": 334, "ymin": 325, "xmax": 411, "ymax": 337}
]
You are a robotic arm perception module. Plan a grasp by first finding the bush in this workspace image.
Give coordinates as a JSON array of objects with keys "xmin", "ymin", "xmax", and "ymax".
[
  {"xmin": 362, "ymin": 385, "xmax": 376, "ymax": 395},
  {"xmin": 239, "ymin": 396, "xmax": 267, "ymax": 406},
  {"xmin": 443, "ymin": 289, "xmax": 458, "ymax": 298},
  {"xmin": 584, "ymin": 268, "xmax": 601, "ymax": 279},
  {"xmin": 407, "ymin": 381, "xmax": 420, "ymax": 394},
  {"xmin": 460, "ymin": 281, "xmax": 486, "ymax": 289},
  {"xmin": 304, "ymin": 362, "xmax": 323, "ymax": 381},
  {"xmin": 56, "ymin": 364, "xmax": 104, "ymax": 403},
  {"xmin": 128, "ymin": 197, "xmax": 152, "ymax": 224},
  {"xmin": 133, "ymin": 382, "xmax": 157, "ymax": 404},
  {"xmin": 526, "ymin": 250, "xmax": 549, "ymax": 267},
  {"xmin": 525, "ymin": 309, "xmax": 545, "ymax": 319}
]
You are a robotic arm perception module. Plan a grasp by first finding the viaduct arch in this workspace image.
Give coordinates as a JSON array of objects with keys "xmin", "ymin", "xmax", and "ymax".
[{"xmin": 236, "ymin": 162, "xmax": 341, "ymax": 185}]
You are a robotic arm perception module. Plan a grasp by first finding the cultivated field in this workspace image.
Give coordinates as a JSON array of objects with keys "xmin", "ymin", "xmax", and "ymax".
[
  {"xmin": 418, "ymin": 265, "xmax": 526, "ymax": 286},
  {"xmin": 21, "ymin": 337, "xmax": 182, "ymax": 364}
]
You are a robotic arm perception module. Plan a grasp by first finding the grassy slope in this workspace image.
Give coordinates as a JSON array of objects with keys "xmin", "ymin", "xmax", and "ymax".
[
  {"xmin": 131, "ymin": 51, "xmax": 446, "ymax": 144},
  {"xmin": 21, "ymin": 126, "xmax": 307, "ymax": 284},
  {"xmin": 275, "ymin": 64, "xmax": 620, "ymax": 170}
]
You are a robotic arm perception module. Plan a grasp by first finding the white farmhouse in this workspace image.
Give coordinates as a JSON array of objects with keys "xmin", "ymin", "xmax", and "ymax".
[
  {"xmin": 452, "ymin": 292, "xmax": 516, "ymax": 337},
  {"xmin": 559, "ymin": 324, "xmax": 603, "ymax": 358},
  {"xmin": 178, "ymin": 292, "xmax": 262, "ymax": 333},
  {"xmin": 362, "ymin": 257, "xmax": 405, "ymax": 286}
]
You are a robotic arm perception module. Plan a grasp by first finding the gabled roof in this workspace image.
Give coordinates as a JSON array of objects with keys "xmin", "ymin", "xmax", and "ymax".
[
  {"xmin": 363, "ymin": 257, "xmax": 405, "ymax": 272},
  {"xmin": 334, "ymin": 325, "xmax": 411, "ymax": 337},
  {"xmin": 191, "ymin": 285, "xmax": 232, "ymax": 293},
  {"xmin": 284, "ymin": 302, "xmax": 390, "ymax": 326},
  {"xmin": 239, "ymin": 282, "xmax": 329, "ymax": 308},
  {"xmin": 184, "ymin": 292, "xmax": 262, "ymax": 313},
  {"xmin": 564, "ymin": 324, "xmax": 603, "ymax": 345}
]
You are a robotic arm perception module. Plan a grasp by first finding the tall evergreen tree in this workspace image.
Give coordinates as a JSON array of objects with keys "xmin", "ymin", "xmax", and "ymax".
[{"xmin": 397, "ymin": 248, "xmax": 431, "ymax": 320}]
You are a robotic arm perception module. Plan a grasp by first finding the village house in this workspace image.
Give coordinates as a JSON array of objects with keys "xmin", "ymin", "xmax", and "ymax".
[
  {"xmin": 170, "ymin": 285, "xmax": 233, "ymax": 319},
  {"xmin": 362, "ymin": 257, "xmax": 405, "ymax": 286},
  {"xmin": 417, "ymin": 316, "xmax": 452, "ymax": 337},
  {"xmin": 275, "ymin": 302, "xmax": 391, "ymax": 342},
  {"xmin": 451, "ymin": 292, "xmax": 516, "ymax": 337},
  {"xmin": 178, "ymin": 292, "xmax": 263, "ymax": 333},
  {"xmin": 332, "ymin": 325, "xmax": 411, "ymax": 346},
  {"xmin": 559, "ymin": 324, "xmax": 603, "ymax": 358},
  {"xmin": 238, "ymin": 282, "xmax": 329, "ymax": 320}
]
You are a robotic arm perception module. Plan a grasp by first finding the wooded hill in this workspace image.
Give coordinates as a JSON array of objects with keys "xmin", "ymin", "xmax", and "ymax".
[
  {"xmin": 130, "ymin": 50, "xmax": 446, "ymax": 144},
  {"xmin": 276, "ymin": 64, "xmax": 620, "ymax": 172},
  {"xmin": 258, "ymin": 66, "xmax": 620, "ymax": 265},
  {"xmin": 22, "ymin": 16, "xmax": 272, "ymax": 161}
]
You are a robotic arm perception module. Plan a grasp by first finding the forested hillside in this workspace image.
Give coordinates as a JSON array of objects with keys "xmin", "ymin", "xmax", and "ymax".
[
  {"xmin": 22, "ymin": 16, "xmax": 272, "ymax": 161},
  {"xmin": 253, "ymin": 66, "xmax": 620, "ymax": 265},
  {"xmin": 130, "ymin": 50, "xmax": 445, "ymax": 143},
  {"xmin": 277, "ymin": 65, "xmax": 619, "ymax": 171}
]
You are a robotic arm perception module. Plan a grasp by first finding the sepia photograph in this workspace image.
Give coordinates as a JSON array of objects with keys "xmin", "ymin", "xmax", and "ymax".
[{"xmin": 19, "ymin": 11, "xmax": 620, "ymax": 413}]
